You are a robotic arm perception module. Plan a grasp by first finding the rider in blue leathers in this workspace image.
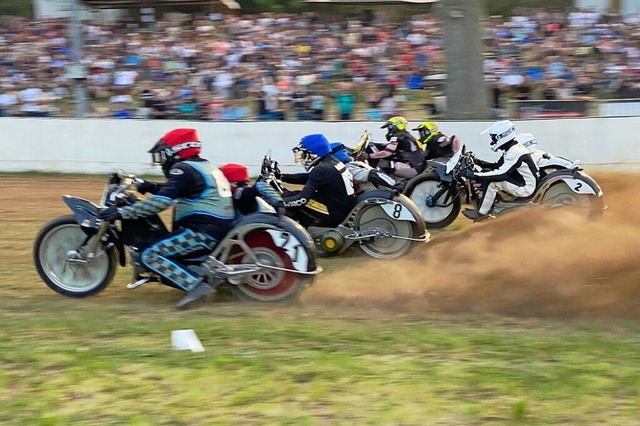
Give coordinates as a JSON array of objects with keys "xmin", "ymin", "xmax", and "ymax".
[
  {"xmin": 279, "ymin": 134, "xmax": 356, "ymax": 228},
  {"xmin": 98, "ymin": 128, "xmax": 235, "ymax": 309}
]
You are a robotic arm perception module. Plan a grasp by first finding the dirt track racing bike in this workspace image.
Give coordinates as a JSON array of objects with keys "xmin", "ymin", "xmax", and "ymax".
[
  {"xmin": 260, "ymin": 153, "xmax": 429, "ymax": 259},
  {"xmin": 431, "ymin": 145, "xmax": 607, "ymax": 223},
  {"xmin": 33, "ymin": 172, "xmax": 321, "ymax": 302},
  {"xmin": 347, "ymin": 130, "xmax": 458, "ymax": 228}
]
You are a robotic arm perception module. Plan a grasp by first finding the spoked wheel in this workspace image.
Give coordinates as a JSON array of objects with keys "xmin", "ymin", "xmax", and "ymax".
[
  {"xmin": 405, "ymin": 174, "xmax": 461, "ymax": 229},
  {"xmin": 227, "ymin": 231, "xmax": 309, "ymax": 302},
  {"xmin": 356, "ymin": 204, "xmax": 413, "ymax": 259},
  {"xmin": 541, "ymin": 182, "xmax": 596, "ymax": 217},
  {"xmin": 33, "ymin": 215, "xmax": 116, "ymax": 298}
]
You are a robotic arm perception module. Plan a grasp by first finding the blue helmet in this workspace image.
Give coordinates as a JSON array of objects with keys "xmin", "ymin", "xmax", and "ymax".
[
  {"xmin": 294, "ymin": 134, "xmax": 331, "ymax": 170},
  {"xmin": 330, "ymin": 142, "xmax": 352, "ymax": 163},
  {"xmin": 300, "ymin": 134, "xmax": 331, "ymax": 157}
]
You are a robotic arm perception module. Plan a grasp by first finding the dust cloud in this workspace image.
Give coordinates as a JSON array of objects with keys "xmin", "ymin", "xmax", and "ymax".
[{"xmin": 302, "ymin": 172, "xmax": 640, "ymax": 319}]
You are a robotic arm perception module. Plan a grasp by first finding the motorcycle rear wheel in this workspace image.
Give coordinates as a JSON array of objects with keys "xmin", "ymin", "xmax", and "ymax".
[
  {"xmin": 405, "ymin": 173, "xmax": 461, "ymax": 229},
  {"xmin": 356, "ymin": 204, "xmax": 413, "ymax": 259},
  {"xmin": 541, "ymin": 182, "xmax": 596, "ymax": 216},
  {"xmin": 227, "ymin": 230, "xmax": 311, "ymax": 302},
  {"xmin": 33, "ymin": 215, "xmax": 116, "ymax": 298}
]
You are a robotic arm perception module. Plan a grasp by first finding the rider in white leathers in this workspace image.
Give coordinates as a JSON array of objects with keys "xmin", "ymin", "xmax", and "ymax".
[{"xmin": 463, "ymin": 120, "xmax": 539, "ymax": 221}]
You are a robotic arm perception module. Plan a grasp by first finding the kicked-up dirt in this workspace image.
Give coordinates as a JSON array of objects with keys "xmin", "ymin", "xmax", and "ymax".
[
  {"xmin": 2, "ymin": 172, "xmax": 639, "ymax": 319},
  {"xmin": 302, "ymin": 172, "xmax": 640, "ymax": 319}
]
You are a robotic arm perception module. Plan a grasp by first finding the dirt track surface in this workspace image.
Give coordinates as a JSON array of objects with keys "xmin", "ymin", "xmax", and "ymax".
[
  {"xmin": 3, "ymin": 172, "xmax": 639, "ymax": 319},
  {"xmin": 302, "ymin": 172, "xmax": 640, "ymax": 319}
]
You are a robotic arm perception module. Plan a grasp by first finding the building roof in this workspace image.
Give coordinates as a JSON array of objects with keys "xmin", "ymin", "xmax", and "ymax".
[{"xmin": 81, "ymin": 0, "xmax": 239, "ymax": 9}]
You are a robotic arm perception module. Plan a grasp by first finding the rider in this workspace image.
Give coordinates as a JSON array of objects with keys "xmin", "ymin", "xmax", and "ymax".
[
  {"xmin": 412, "ymin": 121, "xmax": 455, "ymax": 160},
  {"xmin": 361, "ymin": 116, "xmax": 425, "ymax": 179},
  {"xmin": 462, "ymin": 120, "xmax": 539, "ymax": 221},
  {"xmin": 219, "ymin": 163, "xmax": 284, "ymax": 215},
  {"xmin": 329, "ymin": 142, "xmax": 396, "ymax": 189},
  {"xmin": 279, "ymin": 134, "xmax": 356, "ymax": 228},
  {"xmin": 97, "ymin": 128, "xmax": 236, "ymax": 309}
]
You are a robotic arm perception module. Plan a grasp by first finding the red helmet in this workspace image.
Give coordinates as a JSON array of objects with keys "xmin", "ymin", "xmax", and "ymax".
[
  {"xmin": 149, "ymin": 128, "xmax": 202, "ymax": 176},
  {"xmin": 158, "ymin": 128, "xmax": 201, "ymax": 159},
  {"xmin": 220, "ymin": 163, "xmax": 249, "ymax": 184}
]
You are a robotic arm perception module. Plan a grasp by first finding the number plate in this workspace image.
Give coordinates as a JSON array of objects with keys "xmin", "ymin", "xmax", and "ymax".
[
  {"xmin": 382, "ymin": 202, "xmax": 416, "ymax": 222},
  {"xmin": 266, "ymin": 230, "xmax": 309, "ymax": 272},
  {"xmin": 561, "ymin": 178, "xmax": 596, "ymax": 195}
]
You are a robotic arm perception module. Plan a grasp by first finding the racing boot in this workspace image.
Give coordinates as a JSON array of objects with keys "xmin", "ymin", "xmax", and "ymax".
[
  {"xmin": 175, "ymin": 280, "xmax": 216, "ymax": 310},
  {"xmin": 462, "ymin": 208, "xmax": 494, "ymax": 222}
]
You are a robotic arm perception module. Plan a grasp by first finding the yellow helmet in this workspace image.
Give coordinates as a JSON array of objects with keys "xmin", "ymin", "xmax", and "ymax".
[
  {"xmin": 413, "ymin": 121, "xmax": 438, "ymax": 139},
  {"xmin": 381, "ymin": 116, "xmax": 408, "ymax": 134}
]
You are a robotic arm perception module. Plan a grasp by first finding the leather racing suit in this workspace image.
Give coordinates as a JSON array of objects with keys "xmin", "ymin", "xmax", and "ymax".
[
  {"xmin": 369, "ymin": 130, "xmax": 425, "ymax": 178},
  {"xmin": 119, "ymin": 158, "xmax": 236, "ymax": 291},
  {"xmin": 473, "ymin": 140, "xmax": 539, "ymax": 215},
  {"xmin": 280, "ymin": 155, "xmax": 356, "ymax": 227}
]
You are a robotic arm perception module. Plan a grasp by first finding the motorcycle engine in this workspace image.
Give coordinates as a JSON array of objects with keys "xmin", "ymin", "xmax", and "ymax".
[{"xmin": 314, "ymin": 230, "xmax": 345, "ymax": 254}]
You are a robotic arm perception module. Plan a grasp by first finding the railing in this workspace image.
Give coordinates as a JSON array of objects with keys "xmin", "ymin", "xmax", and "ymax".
[
  {"xmin": 510, "ymin": 99, "xmax": 591, "ymax": 119},
  {"xmin": 596, "ymin": 99, "xmax": 640, "ymax": 117},
  {"xmin": 509, "ymin": 98, "xmax": 640, "ymax": 119}
]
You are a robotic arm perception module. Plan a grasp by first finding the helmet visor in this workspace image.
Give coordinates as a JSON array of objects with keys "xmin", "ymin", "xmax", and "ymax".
[
  {"xmin": 292, "ymin": 146, "xmax": 306, "ymax": 164},
  {"xmin": 293, "ymin": 150, "xmax": 305, "ymax": 164},
  {"xmin": 149, "ymin": 140, "xmax": 170, "ymax": 166},
  {"xmin": 151, "ymin": 151, "xmax": 166, "ymax": 166}
]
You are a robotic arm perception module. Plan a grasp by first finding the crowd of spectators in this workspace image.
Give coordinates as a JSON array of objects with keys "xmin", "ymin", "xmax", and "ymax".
[{"xmin": 1, "ymin": 7, "xmax": 640, "ymax": 121}]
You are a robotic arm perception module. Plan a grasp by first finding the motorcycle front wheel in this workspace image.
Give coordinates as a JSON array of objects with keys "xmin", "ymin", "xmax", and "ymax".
[
  {"xmin": 227, "ymin": 230, "xmax": 311, "ymax": 302},
  {"xmin": 356, "ymin": 204, "xmax": 414, "ymax": 259},
  {"xmin": 405, "ymin": 173, "xmax": 461, "ymax": 229},
  {"xmin": 33, "ymin": 215, "xmax": 116, "ymax": 298}
]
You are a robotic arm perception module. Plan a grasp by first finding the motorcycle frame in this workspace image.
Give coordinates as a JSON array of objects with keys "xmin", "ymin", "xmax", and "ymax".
[
  {"xmin": 261, "ymin": 153, "xmax": 428, "ymax": 255},
  {"xmin": 62, "ymin": 190, "xmax": 322, "ymax": 280},
  {"xmin": 404, "ymin": 160, "xmax": 468, "ymax": 209}
]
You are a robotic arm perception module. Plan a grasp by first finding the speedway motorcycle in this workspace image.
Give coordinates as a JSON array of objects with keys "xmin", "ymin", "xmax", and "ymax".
[
  {"xmin": 348, "ymin": 130, "xmax": 456, "ymax": 228},
  {"xmin": 407, "ymin": 145, "xmax": 606, "ymax": 225},
  {"xmin": 33, "ymin": 172, "xmax": 321, "ymax": 302},
  {"xmin": 260, "ymin": 153, "xmax": 428, "ymax": 259},
  {"xmin": 353, "ymin": 130, "xmax": 605, "ymax": 228}
]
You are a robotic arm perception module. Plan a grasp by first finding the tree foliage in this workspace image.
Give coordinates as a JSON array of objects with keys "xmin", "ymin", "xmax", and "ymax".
[
  {"xmin": 0, "ymin": 0, "xmax": 577, "ymax": 19},
  {"xmin": 482, "ymin": 0, "xmax": 574, "ymax": 18},
  {"xmin": 0, "ymin": 0, "xmax": 33, "ymax": 17}
]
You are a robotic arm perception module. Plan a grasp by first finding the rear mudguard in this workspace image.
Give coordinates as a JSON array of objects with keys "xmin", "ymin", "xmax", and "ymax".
[
  {"xmin": 353, "ymin": 189, "xmax": 427, "ymax": 239},
  {"xmin": 535, "ymin": 169, "xmax": 604, "ymax": 198},
  {"xmin": 534, "ymin": 169, "xmax": 606, "ymax": 213},
  {"xmin": 391, "ymin": 193, "xmax": 428, "ymax": 238},
  {"xmin": 62, "ymin": 195, "xmax": 126, "ymax": 266},
  {"xmin": 218, "ymin": 212, "xmax": 318, "ymax": 274}
]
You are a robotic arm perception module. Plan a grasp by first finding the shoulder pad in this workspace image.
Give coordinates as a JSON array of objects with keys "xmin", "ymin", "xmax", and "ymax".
[
  {"xmin": 168, "ymin": 161, "xmax": 193, "ymax": 176},
  {"xmin": 168, "ymin": 167, "xmax": 185, "ymax": 176}
]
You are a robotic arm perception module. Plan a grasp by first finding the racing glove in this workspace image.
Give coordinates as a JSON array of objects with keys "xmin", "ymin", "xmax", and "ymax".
[
  {"xmin": 135, "ymin": 180, "xmax": 160, "ymax": 195},
  {"xmin": 97, "ymin": 205, "xmax": 121, "ymax": 221}
]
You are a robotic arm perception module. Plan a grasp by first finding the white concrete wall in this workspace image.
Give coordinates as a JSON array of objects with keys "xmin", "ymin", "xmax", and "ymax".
[{"xmin": 1, "ymin": 117, "xmax": 639, "ymax": 176}]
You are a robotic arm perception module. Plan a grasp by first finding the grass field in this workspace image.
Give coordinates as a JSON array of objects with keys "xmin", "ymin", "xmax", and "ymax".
[{"xmin": 1, "ymin": 173, "xmax": 640, "ymax": 425}]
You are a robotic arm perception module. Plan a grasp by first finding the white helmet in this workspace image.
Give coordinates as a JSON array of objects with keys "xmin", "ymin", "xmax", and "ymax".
[
  {"xmin": 481, "ymin": 120, "xmax": 516, "ymax": 152},
  {"xmin": 515, "ymin": 133, "xmax": 537, "ymax": 153}
]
